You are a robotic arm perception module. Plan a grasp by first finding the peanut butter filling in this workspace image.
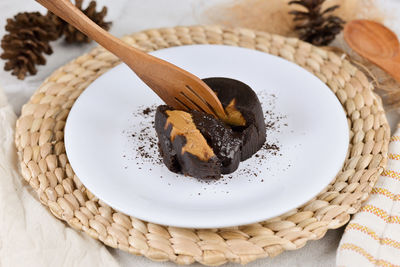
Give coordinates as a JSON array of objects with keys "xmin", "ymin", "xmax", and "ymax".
[
  {"xmin": 224, "ymin": 98, "xmax": 246, "ymax": 126},
  {"xmin": 165, "ymin": 110, "xmax": 215, "ymax": 161}
]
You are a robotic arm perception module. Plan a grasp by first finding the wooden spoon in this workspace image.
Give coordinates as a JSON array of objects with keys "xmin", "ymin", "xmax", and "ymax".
[
  {"xmin": 344, "ymin": 20, "xmax": 400, "ymax": 83},
  {"xmin": 36, "ymin": 0, "xmax": 226, "ymax": 118}
]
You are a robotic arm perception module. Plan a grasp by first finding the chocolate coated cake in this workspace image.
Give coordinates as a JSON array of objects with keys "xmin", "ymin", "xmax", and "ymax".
[
  {"xmin": 203, "ymin": 78, "xmax": 266, "ymax": 161},
  {"xmin": 154, "ymin": 77, "xmax": 266, "ymax": 179}
]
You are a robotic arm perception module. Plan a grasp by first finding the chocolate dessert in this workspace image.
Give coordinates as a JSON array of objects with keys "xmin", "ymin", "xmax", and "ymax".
[
  {"xmin": 203, "ymin": 78, "xmax": 266, "ymax": 161},
  {"xmin": 154, "ymin": 77, "xmax": 266, "ymax": 179}
]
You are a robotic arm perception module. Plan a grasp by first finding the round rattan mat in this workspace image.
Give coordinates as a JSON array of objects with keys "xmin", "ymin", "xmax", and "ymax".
[{"xmin": 15, "ymin": 25, "xmax": 390, "ymax": 266}]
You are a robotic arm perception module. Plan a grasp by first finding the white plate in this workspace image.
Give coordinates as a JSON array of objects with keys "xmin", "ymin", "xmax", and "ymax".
[{"xmin": 65, "ymin": 45, "xmax": 349, "ymax": 228}]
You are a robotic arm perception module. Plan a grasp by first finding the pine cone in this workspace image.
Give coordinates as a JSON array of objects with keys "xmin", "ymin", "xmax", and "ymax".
[
  {"xmin": 1, "ymin": 12, "xmax": 59, "ymax": 79},
  {"xmin": 47, "ymin": 0, "xmax": 111, "ymax": 44},
  {"xmin": 289, "ymin": 0, "xmax": 345, "ymax": 46}
]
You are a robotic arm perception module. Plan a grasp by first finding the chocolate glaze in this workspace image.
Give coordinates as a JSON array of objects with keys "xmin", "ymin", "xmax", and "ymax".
[
  {"xmin": 155, "ymin": 105, "xmax": 222, "ymax": 179},
  {"xmin": 191, "ymin": 110, "xmax": 241, "ymax": 174},
  {"xmin": 203, "ymin": 77, "xmax": 266, "ymax": 160},
  {"xmin": 154, "ymin": 78, "xmax": 266, "ymax": 179}
]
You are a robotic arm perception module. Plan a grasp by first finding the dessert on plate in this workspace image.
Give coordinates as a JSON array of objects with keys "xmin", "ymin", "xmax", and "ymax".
[{"xmin": 155, "ymin": 77, "xmax": 266, "ymax": 179}]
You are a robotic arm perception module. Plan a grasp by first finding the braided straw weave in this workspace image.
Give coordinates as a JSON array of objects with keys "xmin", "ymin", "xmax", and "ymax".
[{"xmin": 15, "ymin": 25, "xmax": 390, "ymax": 266}]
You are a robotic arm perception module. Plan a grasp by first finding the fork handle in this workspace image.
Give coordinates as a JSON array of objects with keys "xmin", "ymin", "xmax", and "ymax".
[{"xmin": 36, "ymin": 0, "xmax": 149, "ymax": 69}]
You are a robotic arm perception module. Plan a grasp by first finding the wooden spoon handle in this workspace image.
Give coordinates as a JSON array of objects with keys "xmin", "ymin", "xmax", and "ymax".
[{"xmin": 36, "ymin": 0, "xmax": 148, "ymax": 67}]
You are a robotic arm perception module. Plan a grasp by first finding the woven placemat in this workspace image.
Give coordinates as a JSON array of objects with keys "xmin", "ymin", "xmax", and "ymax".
[{"xmin": 15, "ymin": 25, "xmax": 390, "ymax": 266}]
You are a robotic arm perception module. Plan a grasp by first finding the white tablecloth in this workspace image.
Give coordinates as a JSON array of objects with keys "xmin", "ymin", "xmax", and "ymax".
[{"xmin": 1, "ymin": 1, "xmax": 400, "ymax": 266}]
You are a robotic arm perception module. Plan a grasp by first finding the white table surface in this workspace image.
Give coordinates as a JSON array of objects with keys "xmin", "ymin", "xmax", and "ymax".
[{"xmin": 1, "ymin": 1, "xmax": 400, "ymax": 266}]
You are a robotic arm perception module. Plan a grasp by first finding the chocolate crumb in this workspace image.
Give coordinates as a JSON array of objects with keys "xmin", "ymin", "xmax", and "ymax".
[
  {"xmin": 143, "ymin": 107, "xmax": 152, "ymax": 115},
  {"xmin": 124, "ymin": 91, "xmax": 290, "ymax": 184},
  {"xmin": 264, "ymin": 143, "xmax": 280, "ymax": 151},
  {"xmin": 124, "ymin": 104, "xmax": 162, "ymax": 166}
]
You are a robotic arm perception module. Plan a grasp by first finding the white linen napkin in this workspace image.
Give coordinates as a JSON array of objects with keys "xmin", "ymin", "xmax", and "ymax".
[
  {"xmin": 337, "ymin": 128, "xmax": 400, "ymax": 266},
  {"xmin": 0, "ymin": 86, "xmax": 120, "ymax": 267}
]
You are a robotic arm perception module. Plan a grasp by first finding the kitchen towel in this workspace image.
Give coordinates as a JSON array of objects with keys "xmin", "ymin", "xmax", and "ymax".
[
  {"xmin": 0, "ymin": 86, "xmax": 120, "ymax": 267},
  {"xmin": 337, "ymin": 128, "xmax": 400, "ymax": 266}
]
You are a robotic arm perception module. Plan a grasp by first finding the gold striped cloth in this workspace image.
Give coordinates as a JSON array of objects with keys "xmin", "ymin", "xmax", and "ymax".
[{"xmin": 337, "ymin": 129, "xmax": 400, "ymax": 266}]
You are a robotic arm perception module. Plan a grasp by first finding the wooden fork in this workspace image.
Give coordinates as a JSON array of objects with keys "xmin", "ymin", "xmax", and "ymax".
[{"xmin": 36, "ymin": 0, "xmax": 226, "ymax": 118}]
